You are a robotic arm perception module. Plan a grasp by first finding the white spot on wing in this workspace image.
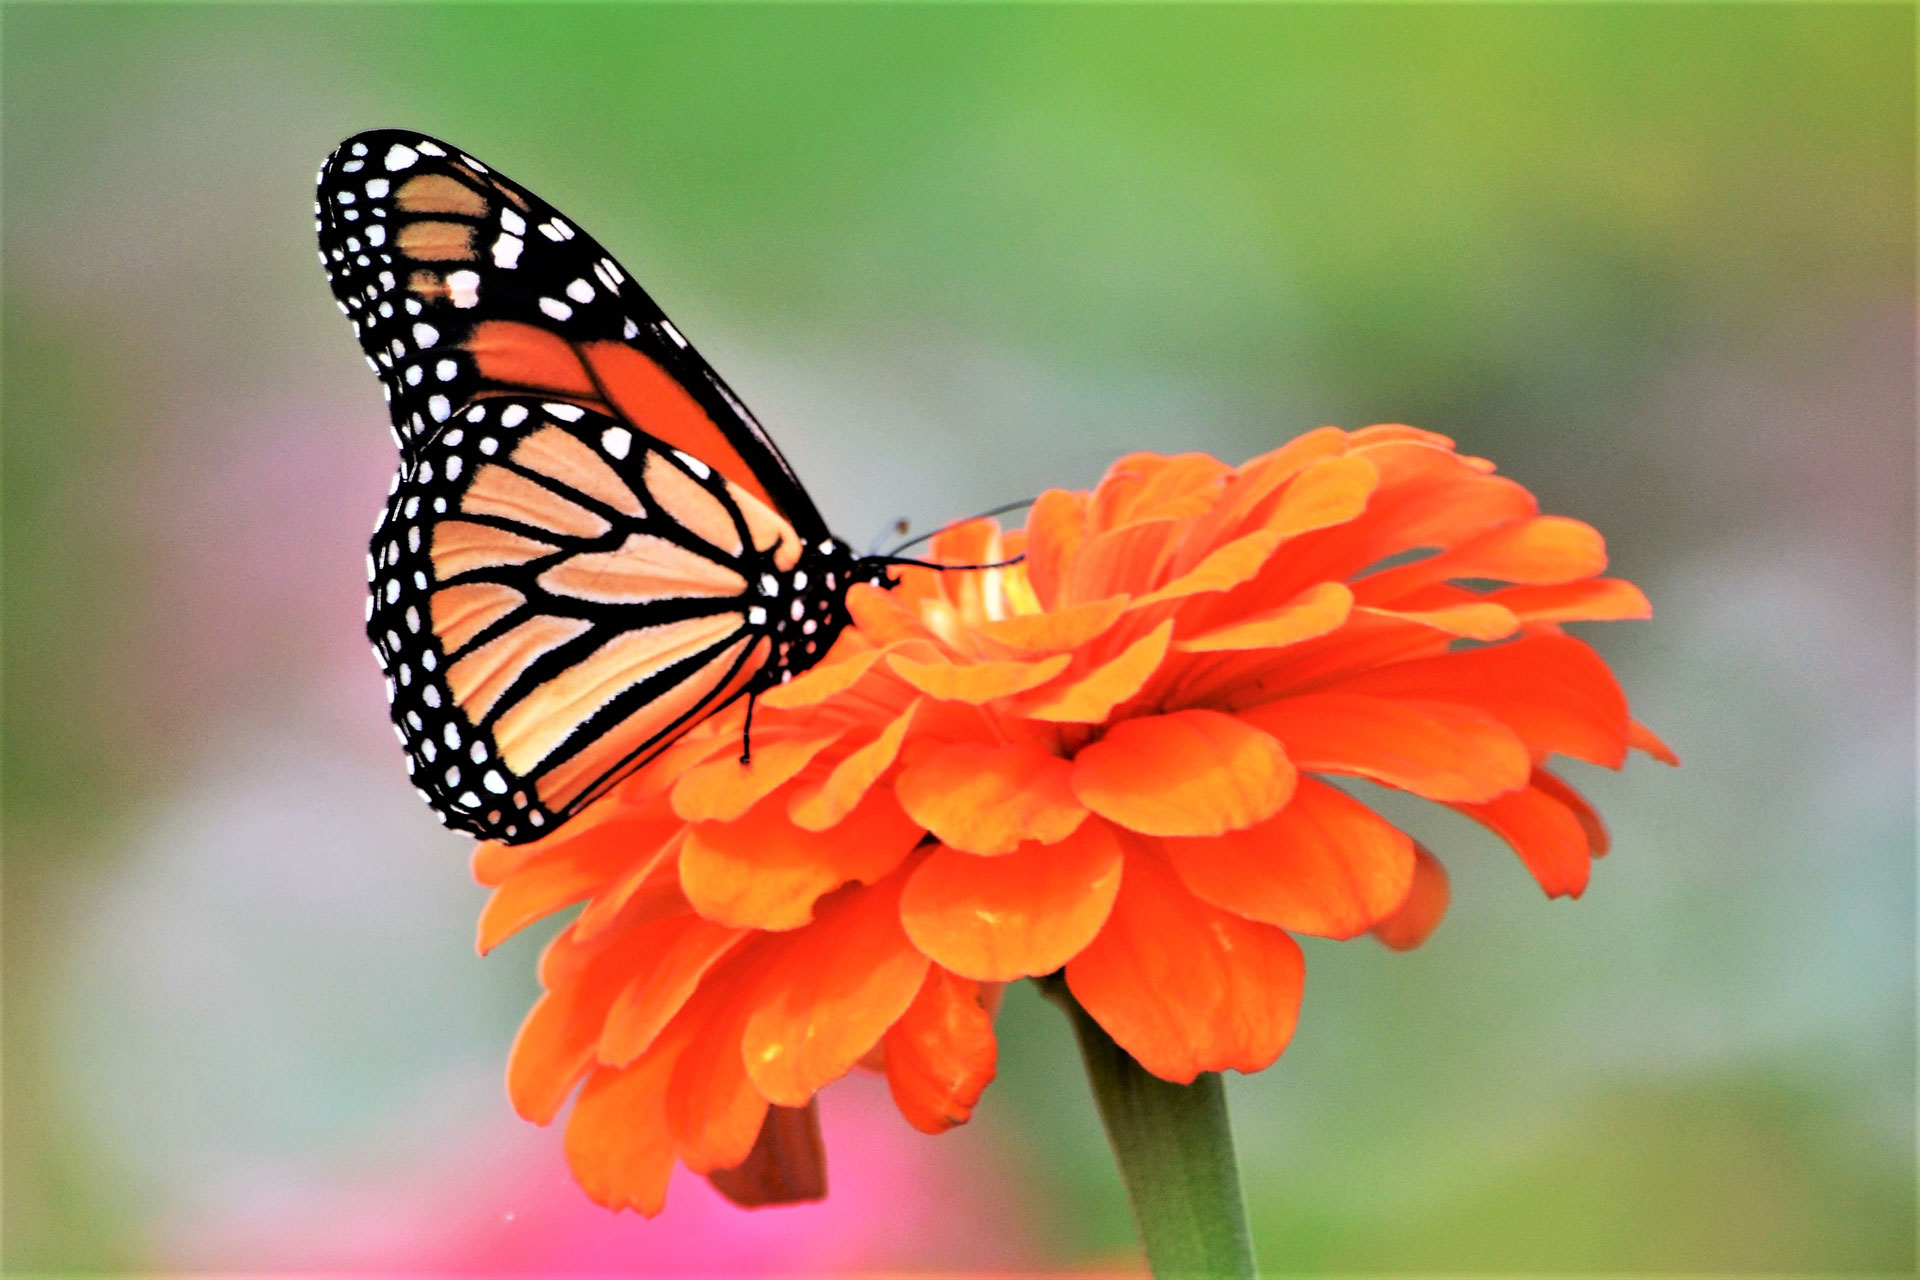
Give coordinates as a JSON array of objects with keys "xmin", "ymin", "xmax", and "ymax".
[
  {"xmin": 384, "ymin": 144, "xmax": 419, "ymax": 171},
  {"xmin": 538, "ymin": 297, "xmax": 573, "ymax": 321},
  {"xmin": 600, "ymin": 427, "xmax": 631, "ymax": 459},
  {"xmin": 492, "ymin": 234, "xmax": 524, "ymax": 269},
  {"xmin": 446, "ymin": 269, "xmax": 481, "ymax": 308}
]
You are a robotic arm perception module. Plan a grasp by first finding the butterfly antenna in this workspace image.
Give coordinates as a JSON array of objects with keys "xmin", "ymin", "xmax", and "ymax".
[{"xmin": 883, "ymin": 497, "xmax": 1037, "ymax": 558}]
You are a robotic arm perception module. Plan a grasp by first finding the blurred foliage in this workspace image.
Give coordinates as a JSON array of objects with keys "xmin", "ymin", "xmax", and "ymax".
[{"xmin": 4, "ymin": 4, "xmax": 1911, "ymax": 1272}]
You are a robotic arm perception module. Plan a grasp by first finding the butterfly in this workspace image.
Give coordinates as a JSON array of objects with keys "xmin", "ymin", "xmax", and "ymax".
[{"xmin": 316, "ymin": 130, "xmax": 912, "ymax": 844}]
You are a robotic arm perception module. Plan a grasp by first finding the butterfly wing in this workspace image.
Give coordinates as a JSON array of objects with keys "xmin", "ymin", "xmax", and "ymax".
[
  {"xmin": 316, "ymin": 128, "xmax": 826, "ymax": 538},
  {"xmin": 367, "ymin": 393, "xmax": 859, "ymax": 842}
]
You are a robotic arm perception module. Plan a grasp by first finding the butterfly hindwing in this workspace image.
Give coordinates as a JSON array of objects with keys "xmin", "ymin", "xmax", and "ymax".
[
  {"xmin": 368, "ymin": 394, "xmax": 882, "ymax": 841},
  {"xmin": 317, "ymin": 129, "xmax": 825, "ymax": 536}
]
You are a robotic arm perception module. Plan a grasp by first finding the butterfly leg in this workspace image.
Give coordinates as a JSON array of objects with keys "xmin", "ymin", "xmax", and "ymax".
[{"xmin": 739, "ymin": 690, "xmax": 759, "ymax": 765}]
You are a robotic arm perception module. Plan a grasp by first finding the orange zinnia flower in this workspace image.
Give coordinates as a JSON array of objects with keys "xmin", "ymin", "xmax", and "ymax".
[{"xmin": 473, "ymin": 424, "xmax": 1675, "ymax": 1214}]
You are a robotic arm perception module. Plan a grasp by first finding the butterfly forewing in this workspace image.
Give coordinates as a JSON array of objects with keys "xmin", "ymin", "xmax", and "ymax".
[
  {"xmin": 316, "ymin": 129, "xmax": 825, "ymax": 535},
  {"xmin": 328, "ymin": 132, "xmax": 886, "ymax": 843}
]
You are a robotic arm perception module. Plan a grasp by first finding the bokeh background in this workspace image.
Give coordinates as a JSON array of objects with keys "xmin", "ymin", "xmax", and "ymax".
[{"xmin": 5, "ymin": 5, "xmax": 1912, "ymax": 1273}]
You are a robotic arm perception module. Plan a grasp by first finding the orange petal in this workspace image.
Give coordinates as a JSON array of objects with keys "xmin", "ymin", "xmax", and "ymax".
[
  {"xmin": 666, "ymin": 959, "xmax": 772, "ymax": 1174},
  {"xmin": 1024, "ymin": 489, "xmax": 1090, "ymax": 608},
  {"xmin": 473, "ymin": 838, "xmax": 536, "ymax": 888},
  {"xmin": 571, "ymin": 831, "xmax": 687, "ymax": 944},
  {"xmin": 1247, "ymin": 693, "xmax": 1531, "ymax": 803},
  {"xmin": 846, "ymin": 582, "xmax": 941, "ymax": 647},
  {"xmin": 1455, "ymin": 779, "xmax": 1593, "ymax": 898},
  {"xmin": 975, "ymin": 594, "xmax": 1130, "ymax": 652},
  {"xmin": 680, "ymin": 784, "xmax": 924, "ymax": 930},
  {"xmin": 1261, "ymin": 453, "xmax": 1381, "ymax": 539},
  {"xmin": 788, "ymin": 699, "xmax": 921, "ymax": 831},
  {"xmin": 1066, "ymin": 844, "xmax": 1305, "ymax": 1082},
  {"xmin": 1483, "ymin": 578, "xmax": 1651, "ymax": 623},
  {"xmin": 741, "ymin": 873, "xmax": 932, "ymax": 1106},
  {"xmin": 1176, "ymin": 582, "xmax": 1354, "ymax": 653},
  {"xmin": 706, "ymin": 1101, "xmax": 828, "ymax": 1208},
  {"xmin": 1356, "ymin": 516, "xmax": 1607, "ymax": 602},
  {"xmin": 507, "ymin": 925, "xmax": 671, "ymax": 1124},
  {"xmin": 1163, "ymin": 777, "xmax": 1414, "ymax": 938},
  {"xmin": 1319, "ymin": 634, "xmax": 1630, "ymax": 768},
  {"xmin": 884, "ymin": 967, "xmax": 998, "ymax": 1134},
  {"xmin": 1631, "ymin": 719, "xmax": 1680, "ymax": 765},
  {"xmin": 1531, "ymin": 767, "xmax": 1610, "ymax": 856},
  {"xmin": 563, "ymin": 1050, "xmax": 683, "ymax": 1216},
  {"xmin": 1091, "ymin": 452, "xmax": 1231, "ymax": 528},
  {"xmin": 1071, "ymin": 709, "xmax": 1295, "ymax": 837},
  {"xmin": 758, "ymin": 645, "xmax": 887, "ymax": 710},
  {"xmin": 671, "ymin": 730, "xmax": 844, "ymax": 824},
  {"xmin": 887, "ymin": 650, "xmax": 1070, "ymax": 703},
  {"xmin": 1128, "ymin": 530, "xmax": 1281, "ymax": 609},
  {"xmin": 1060, "ymin": 518, "xmax": 1184, "ymax": 607},
  {"xmin": 1356, "ymin": 601, "xmax": 1519, "ymax": 641},
  {"xmin": 600, "ymin": 915, "xmax": 748, "ymax": 1066},
  {"xmin": 894, "ymin": 739, "xmax": 1087, "ymax": 855},
  {"xmin": 477, "ymin": 823, "xmax": 665, "ymax": 955},
  {"xmin": 1180, "ymin": 427, "xmax": 1349, "ymax": 555},
  {"xmin": 1017, "ymin": 620, "xmax": 1174, "ymax": 723},
  {"xmin": 1371, "ymin": 843, "xmax": 1450, "ymax": 950},
  {"xmin": 899, "ymin": 820, "xmax": 1124, "ymax": 981}
]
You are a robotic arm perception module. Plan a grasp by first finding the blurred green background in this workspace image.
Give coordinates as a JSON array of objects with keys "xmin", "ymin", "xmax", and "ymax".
[{"xmin": 4, "ymin": 4, "xmax": 1912, "ymax": 1272}]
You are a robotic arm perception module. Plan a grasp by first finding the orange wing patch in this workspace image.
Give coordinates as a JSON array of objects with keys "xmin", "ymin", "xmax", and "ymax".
[
  {"xmin": 447, "ymin": 614, "xmax": 593, "ymax": 722},
  {"xmin": 431, "ymin": 520, "xmax": 558, "ymax": 578},
  {"xmin": 397, "ymin": 220, "xmax": 477, "ymax": 261},
  {"xmin": 492, "ymin": 612, "xmax": 746, "ymax": 775},
  {"xmin": 512, "ymin": 427, "xmax": 643, "ymax": 517},
  {"xmin": 535, "ymin": 636, "xmax": 762, "ymax": 811},
  {"xmin": 462, "ymin": 464, "xmax": 612, "ymax": 540},
  {"xmin": 431, "ymin": 581, "xmax": 527, "ymax": 654},
  {"xmin": 465, "ymin": 320, "xmax": 601, "ymax": 401},
  {"xmin": 731, "ymin": 482, "xmax": 803, "ymax": 571},
  {"xmin": 582, "ymin": 342, "xmax": 775, "ymax": 510},
  {"xmin": 643, "ymin": 452, "xmax": 742, "ymax": 556},
  {"xmin": 537, "ymin": 533, "xmax": 748, "ymax": 605},
  {"xmin": 396, "ymin": 173, "xmax": 490, "ymax": 216}
]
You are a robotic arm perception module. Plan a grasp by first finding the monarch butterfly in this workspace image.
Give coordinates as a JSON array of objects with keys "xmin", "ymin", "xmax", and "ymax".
[{"xmin": 317, "ymin": 130, "xmax": 956, "ymax": 845}]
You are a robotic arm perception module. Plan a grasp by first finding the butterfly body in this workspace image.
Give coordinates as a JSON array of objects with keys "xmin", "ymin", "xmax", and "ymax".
[{"xmin": 319, "ymin": 131, "xmax": 892, "ymax": 842}]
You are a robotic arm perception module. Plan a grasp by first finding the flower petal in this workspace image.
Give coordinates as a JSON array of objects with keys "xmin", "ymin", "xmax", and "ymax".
[
  {"xmin": 681, "ymin": 784, "xmax": 923, "ymax": 929},
  {"xmin": 1024, "ymin": 488, "xmax": 1090, "ymax": 608},
  {"xmin": 508, "ymin": 925, "xmax": 671, "ymax": 1124},
  {"xmin": 1483, "ymin": 578, "xmax": 1651, "ymax": 623},
  {"xmin": 788, "ymin": 699, "xmax": 920, "ymax": 831},
  {"xmin": 671, "ymin": 730, "xmax": 844, "ymax": 823},
  {"xmin": 1370, "ymin": 843, "xmax": 1450, "ymax": 950},
  {"xmin": 1163, "ymin": 777, "xmax": 1414, "ymax": 937},
  {"xmin": 975, "ymin": 594, "xmax": 1130, "ymax": 652},
  {"xmin": 1531, "ymin": 767, "xmax": 1610, "ymax": 856},
  {"xmin": 706, "ymin": 1101, "xmax": 828, "ymax": 1208},
  {"xmin": 666, "ymin": 964, "xmax": 771, "ymax": 1173},
  {"xmin": 1318, "ymin": 634, "xmax": 1630, "ymax": 768},
  {"xmin": 759, "ymin": 644, "xmax": 888, "ymax": 710},
  {"xmin": 846, "ymin": 581, "xmax": 941, "ymax": 647},
  {"xmin": 477, "ymin": 805, "xmax": 678, "ymax": 954},
  {"xmin": 1356, "ymin": 515, "xmax": 1607, "ymax": 602},
  {"xmin": 1176, "ymin": 582, "xmax": 1353, "ymax": 653},
  {"xmin": 1072, "ymin": 709, "xmax": 1295, "ymax": 836},
  {"xmin": 1066, "ymin": 844, "xmax": 1305, "ymax": 1082},
  {"xmin": 900, "ymin": 819, "xmax": 1124, "ymax": 981},
  {"xmin": 1060, "ymin": 518, "xmax": 1185, "ymax": 607},
  {"xmin": 1128, "ymin": 530, "xmax": 1281, "ymax": 608},
  {"xmin": 1455, "ymin": 778, "xmax": 1593, "ymax": 898},
  {"xmin": 600, "ymin": 915, "xmax": 749, "ymax": 1066},
  {"xmin": 1017, "ymin": 620, "xmax": 1175, "ymax": 723},
  {"xmin": 1631, "ymin": 719, "xmax": 1680, "ymax": 765},
  {"xmin": 887, "ymin": 650, "xmax": 1071, "ymax": 703},
  {"xmin": 741, "ymin": 873, "xmax": 931, "ymax": 1106},
  {"xmin": 1355, "ymin": 601, "xmax": 1518, "ymax": 641},
  {"xmin": 564, "ymin": 1050, "xmax": 683, "ymax": 1216},
  {"xmin": 1247, "ymin": 693, "xmax": 1531, "ymax": 803},
  {"xmin": 1260, "ymin": 453, "xmax": 1381, "ymax": 539},
  {"xmin": 884, "ymin": 968, "xmax": 998, "ymax": 1134},
  {"xmin": 894, "ymin": 739, "xmax": 1087, "ymax": 855}
]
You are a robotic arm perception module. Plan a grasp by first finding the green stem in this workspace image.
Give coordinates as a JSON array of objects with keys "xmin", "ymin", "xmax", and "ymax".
[{"xmin": 1041, "ymin": 976, "xmax": 1258, "ymax": 1279}]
